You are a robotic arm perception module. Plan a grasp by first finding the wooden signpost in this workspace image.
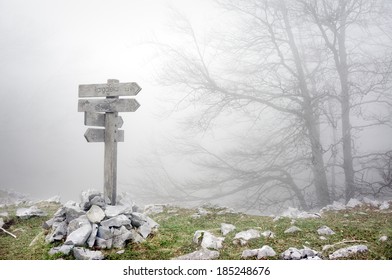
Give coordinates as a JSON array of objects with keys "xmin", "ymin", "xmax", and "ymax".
[{"xmin": 78, "ymin": 79, "xmax": 141, "ymax": 205}]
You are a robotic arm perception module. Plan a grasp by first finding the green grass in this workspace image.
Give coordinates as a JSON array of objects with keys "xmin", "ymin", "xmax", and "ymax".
[{"xmin": 1, "ymin": 203, "xmax": 391, "ymax": 260}]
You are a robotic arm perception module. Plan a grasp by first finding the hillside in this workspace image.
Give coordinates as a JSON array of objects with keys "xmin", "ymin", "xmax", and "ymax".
[{"xmin": 0, "ymin": 199, "xmax": 391, "ymax": 260}]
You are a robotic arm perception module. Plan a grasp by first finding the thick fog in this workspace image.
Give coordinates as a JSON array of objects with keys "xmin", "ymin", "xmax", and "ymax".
[
  {"xmin": 1, "ymin": 0, "xmax": 391, "ymax": 214},
  {"xmin": 0, "ymin": 0, "xmax": 214, "ymax": 202}
]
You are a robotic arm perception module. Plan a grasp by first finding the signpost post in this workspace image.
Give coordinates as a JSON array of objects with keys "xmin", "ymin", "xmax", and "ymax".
[{"xmin": 78, "ymin": 79, "xmax": 141, "ymax": 205}]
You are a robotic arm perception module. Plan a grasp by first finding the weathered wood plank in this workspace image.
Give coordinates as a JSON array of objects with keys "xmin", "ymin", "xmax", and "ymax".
[
  {"xmin": 84, "ymin": 128, "xmax": 124, "ymax": 142},
  {"xmin": 79, "ymin": 82, "xmax": 141, "ymax": 97},
  {"xmin": 78, "ymin": 98, "xmax": 140, "ymax": 113},
  {"xmin": 104, "ymin": 112, "xmax": 118, "ymax": 205},
  {"xmin": 84, "ymin": 112, "xmax": 123, "ymax": 128}
]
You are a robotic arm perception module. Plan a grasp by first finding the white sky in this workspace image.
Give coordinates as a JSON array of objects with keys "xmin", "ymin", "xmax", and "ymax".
[{"xmin": 0, "ymin": 0, "xmax": 221, "ymax": 202}]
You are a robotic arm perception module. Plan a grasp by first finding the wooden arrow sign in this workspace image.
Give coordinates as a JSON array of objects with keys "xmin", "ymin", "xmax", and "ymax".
[
  {"xmin": 84, "ymin": 112, "xmax": 123, "ymax": 128},
  {"xmin": 79, "ymin": 82, "xmax": 141, "ymax": 97},
  {"xmin": 84, "ymin": 128, "xmax": 124, "ymax": 142},
  {"xmin": 78, "ymin": 98, "xmax": 140, "ymax": 113}
]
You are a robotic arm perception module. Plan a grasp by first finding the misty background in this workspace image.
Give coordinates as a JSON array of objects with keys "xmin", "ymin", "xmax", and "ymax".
[{"xmin": 1, "ymin": 0, "xmax": 391, "ymax": 214}]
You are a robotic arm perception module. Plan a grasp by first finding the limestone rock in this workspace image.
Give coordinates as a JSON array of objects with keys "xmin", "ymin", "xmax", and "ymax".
[
  {"xmin": 80, "ymin": 189, "xmax": 103, "ymax": 211},
  {"xmin": 281, "ymin": 247, "xmax": 320, "ymax": 260},
  {"xmin": 138, "ymin": 216, "xmax": 159, "ymax": 238},
  {"xmin": 321, "ymin": 201, "xmax": 346, "ymax": 212},
  {"xmin": 64, "ymin": 224, "xmax": 92, "ymax": 246},
  {"xmin": 362, "ymin": 197, "xmax": 380, "ymax": 207},
  {"xmin": 284, "ymin": 226, "xmax": 301, "ymax": 234},
  {"xmin": 379, "ymin": 235, "xmax": 388, "ymax": 242},
  {"xmin": 45, "ymin": 221, "xmax": 68, "ymax": 243},
  {"xmin": 144, "ymin": 204, "xmax": 165, "ymax": 215},
  {"xmin": 221, "ymin": 223, "xmax": 236, "ymax": 236},
  {"xmin": 129, "ymin": 229, "xmax": 145, "ymax": 243},
  {"xmin": 105, "ymin": 205, "xmax": 132, "ymax": 218},
  {"xmin": 201, "ymin": 232, "xmax": 224, "ymax": 250},
  {"xmin": 87, "ymin": 224, "xmax": 98, "ymax": 248},
  {"xmin": 241, "ymin": 249, "xmax": 259, "ymax": 258},
  {"xmin": 233, "ymin": 229, "xmax": 260, "ymax": 246},
  {"xmin": 86, "ymin": 205, "xmax": 105, "ymax": 223},
  {"xmin": 346, "ymin": 198, "xmax": 362, "ymax": 208},
  {"xmin": 281, "ymin": 247, "xmax": 302, "ymax": 260},
  {"xmin": 257, "ymin": 245, "xmax": 276, "ymax": 259},
  {"xmin": 49, "ymin": 244, "xmax": 74, "ymax": 256},
  {"xmin": 67, "ymin": 215, "xmax": 90, "ymax": 235},
  {"xmin": 317, "ymin": 226, "xmax": 335, "ymax": 236},
  {"xmin": 281, "ymin": 207, "xmax": 320, "ymax": 219},
  {"xmin": 100, "ymin": 214, "xmax": 130, "ymax": 228},
  {"xmin": 97, "ymin": 226, "xmax": 113, "ymax": 240},
  {"xmin": 379, "ymin": 201, "xmax": 390, "ymax": 210},
  {"xmin": 45, "ymin": 195, "xmax": 61, "ymax": 204},
  {"xmin": 329, "ymin": 245, "xmax": 368, "ymax": 259},
  {"xmin": 173, "ymin": 249, "xmax": 219, "ymax": 260},
  {"xmin": 261, "ymin": 230, "xmax": 275, "ymax": 238},
  {"xmin": 63, "ymin": 201, "xmax": 85, "ymax": 222},
  {"xmin": 16, "ymin": 206, "xmax": 47, "ymax": 219},
  {"xmin": 113, "ymin": 226, "xmax": 133, "ymax": 249},
  {"xmin": 73, "ymin": 247, "xmax": 104, "ymax": 260}
]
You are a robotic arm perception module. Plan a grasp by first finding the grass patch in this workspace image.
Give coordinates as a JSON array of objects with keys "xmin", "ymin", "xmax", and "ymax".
[{"xmin": 1, "ymin": 203, "xmax": 391, "ymax": 260}]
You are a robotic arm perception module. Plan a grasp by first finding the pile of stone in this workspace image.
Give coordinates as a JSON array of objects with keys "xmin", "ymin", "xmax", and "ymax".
[
  {"xmin": 281, "ymin": 247, "xmax": 322, "ymax": 260},
  {"xmin": 43, "ymin": 190, "xmax": 159, "ymax": 259}
]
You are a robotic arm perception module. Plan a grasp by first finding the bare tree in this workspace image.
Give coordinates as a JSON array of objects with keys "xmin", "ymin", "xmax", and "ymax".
[
  {"xmin": 152, "ymin": 0, "xmax": 392, "ymax": 211},
  {"xmin": 301, "ymin": 0, "xmax": 392, "ymax": 201}
]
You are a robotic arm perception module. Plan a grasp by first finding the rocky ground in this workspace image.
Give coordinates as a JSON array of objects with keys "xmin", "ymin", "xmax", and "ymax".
[{"xmin": 1, "ymin": 189, "xmax": 391, "ymax": 260}]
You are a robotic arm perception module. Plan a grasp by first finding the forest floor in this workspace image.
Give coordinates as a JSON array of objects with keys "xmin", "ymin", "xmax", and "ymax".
[{"xmin": 0, "ymin": 201, "xmax": 391, "ymax": 260}]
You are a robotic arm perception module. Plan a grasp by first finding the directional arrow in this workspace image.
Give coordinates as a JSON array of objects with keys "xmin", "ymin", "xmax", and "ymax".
[
  {"xmin": 79, "ymin": 82, "xmax": 141, "ymax": 97},
  {"xmin": 84, "ymin": 112, "xmax": 123, "ymax": 128},
  {"xmin": 78, "ymin": 98, "xmax": 140, "ymax": 113},
  {"xmin": 84, "ymin": 128, "xmax": 124, "ymax": 142}
]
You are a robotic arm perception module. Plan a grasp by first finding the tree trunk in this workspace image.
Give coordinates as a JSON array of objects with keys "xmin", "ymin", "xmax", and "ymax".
[
  {"xmin": 281, "ymin": 0, "xmax": 330, "ymax": 206},
  {"xmin": 337, "ymin": 2, "xmax": 356, "ymax": 202}
]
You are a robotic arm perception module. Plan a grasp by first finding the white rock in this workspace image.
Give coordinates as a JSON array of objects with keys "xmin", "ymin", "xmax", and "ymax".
[
  {"xmin": 201, "ymin": 232, "xmax": 224, "ymax": 250},
  {"xmin": 64, "ymin": 224, "xmax": 93, "ymax": 246},
  {"xmin": 221, "ymin": 223, "xmax": 236, "ymax": 236},
  {"xmin": 321, "ymin": 201, "xmax": 346, "ymax": 212},
  {"xmin": 197, "ymin": 208, "xmax": 210, "ymax": 216},
  {"xmin": 234, "ymin": 229, "xmax": 260, "ymax": 242},
  {"xmin": 284, "ymin": 226, "xmax": 301, "ymax": 234},
  {"xmin": 241, "ymin": 249, "xmax": 259, "ymax": 258},
  {"xmin": 45, "ymin": 195, "xmax": 61, "ymax": 204},
  {"xmin": 379, "ymin": 235, "xmax": 388, "ymax": 242},
  {"xmin": 86, "ymin": 205, "xmax": 105, "ymax": 223},
  {"xmin": 16, "ymin": 206, "xmax": 47, "ymax": 219},
  {"xmin": 379, "ymin": 201, "xmax": 390, "ymax": 210},
  {"xmin": 144, "ymin": 204, "xmax": 165, "ymax": 215},
  {"xmin": 193, "ymin": 230, "xmax": 224, "ymax": 250},
  {"xmin": 257, "ymin": 245, "xmax": 276, "ymax": 259},
  {"xmin": 362, "ymin": 197, "xmax": 380, "ymax": 207},
  {"xmin": 272, "ymin": 216, "xmax": 282, "ymax": 222},
  {"xmin": 87, "ymin": 224, "xmax": 98, "ymax": 248},
  {"xmin": 317, "ymin": 226, "xmax": 335, "ymax": 235},
  {"xmin": 173, "ymin": 248, "xmax": 219, "ymax": 260},
  {"xmin": 329, "ymin": 245, "xmax": 368, "ymax": 259},
  {"xmin": 346, "ymin": 198, "xmax": 362, "ymax": 208},
  {"xmin": 319, "ymin": 236, "xmax": 327, "ymax": 240},
  {"xmin": 281, "ymin": 207, "xmax": 320, "ymax": 219},
  {"xmin": 281, "ymin": 248, "xmax": 302, "ymax": 260},
  {"xmin": 261, "ymin": 230, "xmax": 275, "ymax": 238},
  {"xmin": 100, "ymin": 214, "xmax": 130, "ymax": 228},
  {"xmin": 73, "ymin": 247, "xmax": 104, "ymax": 260},
  {"xmin": 0, "ymin": 218, "xmax": 4, "ymax": 228},
  {"xmin": 105, "ymin": 205, "xmax": 132, "ymax": 218}
]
